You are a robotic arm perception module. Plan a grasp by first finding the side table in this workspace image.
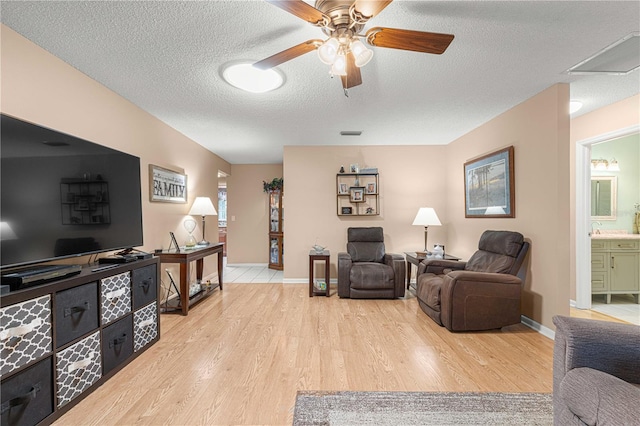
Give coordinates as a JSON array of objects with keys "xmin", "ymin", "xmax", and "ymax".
[
  {"xmin": 309, "ymin": 250, "xmax": 330, "ymax": 297},
  {"xmin": 156, "ymin": 243, "xmax": 224, "ymax": 315},
  {"xmin": 404, "ymin": 251, "xmax": 461, "ymax": 290}
]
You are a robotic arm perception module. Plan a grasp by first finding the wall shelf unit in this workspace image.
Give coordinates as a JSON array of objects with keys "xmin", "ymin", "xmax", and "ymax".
[{"xmin": 336, "ymin": 173, "xmax": 379, "ymax": 216}]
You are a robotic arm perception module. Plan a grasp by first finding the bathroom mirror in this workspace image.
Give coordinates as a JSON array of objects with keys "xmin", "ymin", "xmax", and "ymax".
[{"xmin": 591, "ymin": 176, "xmax": 617, "ymax": 220}]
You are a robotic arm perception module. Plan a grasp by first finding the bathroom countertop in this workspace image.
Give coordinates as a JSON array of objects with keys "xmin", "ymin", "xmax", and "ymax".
[{"xmin": 591, "ymin": 233, "xmax": 640, "ymax": 240}]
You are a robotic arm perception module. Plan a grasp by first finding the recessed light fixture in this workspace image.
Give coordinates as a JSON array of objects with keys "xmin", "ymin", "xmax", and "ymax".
[
  {"xmin": 569, "ymin": 101, "xmax": 583, "ymax": 114},
  {"xmin": 222, "ymin": 62, "xmax": 284, "ymax": 93}
]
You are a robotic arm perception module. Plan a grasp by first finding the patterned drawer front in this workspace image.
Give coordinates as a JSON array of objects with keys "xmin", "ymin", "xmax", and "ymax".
[
  {"xmin": 101, "ymin": 272, "xmax": 131, "ymax": 325},
  {"xmin": 0, "ymin": 295, "xmax": 52, "ymax": 377},
  {"xmin": 56, "ymin": 331, "xmax": 101, "ymax": 408},
  {"xmin": 0, "ymin": 357, "xmax": 54, "ymax": 426},
  {"xmin": 134, "ymin": 302, "xmax": 158, "ymax": 352},
  {"xmin": 131, "ymin": 264, "xmax": 157, "ymax": 310}
]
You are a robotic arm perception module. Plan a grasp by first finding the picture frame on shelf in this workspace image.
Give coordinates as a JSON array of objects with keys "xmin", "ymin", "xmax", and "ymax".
[
  {"xmin": 338, "ymin": 183, "xmax": 348, "ymax": 194},
  {"xmin": 349, "ymin": 163, "xmax": 359, "ymax": 173},
  {"xmin": 341, "ymin": 207, "xmax": 353, "ymax": 215},
  {"xmin": 366, "ymin": 182, "xmax": 376, "ymax": 194},
  {"xmin": 464, "ymin": 146, "xmax": 515, "ymax": 218},
  {"xmin": 349, "ymin": 187, "xmax": 365, "ymax": 203}
]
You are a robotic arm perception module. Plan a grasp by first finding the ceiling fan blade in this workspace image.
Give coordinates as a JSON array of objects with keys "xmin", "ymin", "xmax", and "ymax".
[
  {"xmin": 253, "ymin": 39, "xmax": 323, "ymax": 70},
  {"xmin": 366, "ymin": 27, "xmax": 454, "ymax": 54},
  {"xmin": 340, "ymin": 52, "xmax": 363, "ymax": 89},
  {"xmin": 351, "ymin": 0, "xmax": 393, "ymax": 20},
  {"xmin": 264, "ymin": 0, "xmax": 330, "ymax": 27}
]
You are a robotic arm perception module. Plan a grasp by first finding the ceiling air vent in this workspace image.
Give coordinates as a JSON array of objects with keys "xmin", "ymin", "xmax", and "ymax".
[
  {"xmin": 567, "ymin": 32, "xmax": 639, "ymax": 75},
  {"xmin": 340, "ymin": 131, "xmax": 362, "ymax": 136}
]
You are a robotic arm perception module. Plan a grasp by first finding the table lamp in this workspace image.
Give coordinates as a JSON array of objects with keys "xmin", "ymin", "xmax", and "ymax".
[
  {"xmin": 188, "ymin": 197, "xmax": 217, "ymax": 245},
  {"xmin": 412, "ymin": 208, "xmax": 441, "ymax": 254}
]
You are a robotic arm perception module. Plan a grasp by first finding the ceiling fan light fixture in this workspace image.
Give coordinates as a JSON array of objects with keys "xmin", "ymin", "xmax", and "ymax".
[
  {"xmin": 318, "ymin": 38, "xmax": 339, "ymax": 65},
  {"xmin": 331, "ymin": 53, "xmax": 347, "ymax": 76},
  {"xmin": 350, "ymin": 39, "xmax": 373, "ymax": 67},
  {"xmin": 223, "ymin": 62, "xmax": 284, "ymax": 93}
]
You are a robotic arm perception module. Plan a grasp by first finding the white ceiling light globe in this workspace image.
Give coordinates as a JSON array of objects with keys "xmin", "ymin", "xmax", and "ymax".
[
  {"xmin": 318, "ymin": 38, "xmax": 339, "ymax": 65},
  {"xmin": 222, "ymin": 62, "xmax": 284, "ymax": 93}
]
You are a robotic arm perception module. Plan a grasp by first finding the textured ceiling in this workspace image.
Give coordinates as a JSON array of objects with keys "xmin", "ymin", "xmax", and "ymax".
[{"xmin": 1, "ymin": 1, "xmax": 639, "ymax": 164}]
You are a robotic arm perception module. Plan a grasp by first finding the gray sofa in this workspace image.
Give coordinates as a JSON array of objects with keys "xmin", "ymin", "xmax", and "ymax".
[{"xmin": 553, "ymin": 315, "xmax": 640, "ymax": 425}]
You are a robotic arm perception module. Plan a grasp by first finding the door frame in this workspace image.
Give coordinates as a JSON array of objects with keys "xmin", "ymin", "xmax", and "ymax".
[{"xmin": 575, "ymin": 124, "xmax": 639, "ymax": 309}]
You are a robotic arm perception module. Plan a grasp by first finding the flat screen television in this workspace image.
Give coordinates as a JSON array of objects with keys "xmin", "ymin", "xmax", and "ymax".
[{"xmin": 1, "ymin": 114, "xmax": 143, "ymax": 270}]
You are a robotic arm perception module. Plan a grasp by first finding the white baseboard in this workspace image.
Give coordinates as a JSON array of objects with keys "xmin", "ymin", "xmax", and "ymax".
[
  {"xmin": 569, "ymin": 299, "xmax": 577, "ymax": 308},
  {"xmin": 521, "ymin": 315, "xmax": 555, "ymax": 340}
]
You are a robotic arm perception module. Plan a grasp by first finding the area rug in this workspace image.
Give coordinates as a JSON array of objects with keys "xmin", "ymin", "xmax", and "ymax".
[{"xmin": 293, "ymin": 391, "xmax": 553, "ymax": 425}]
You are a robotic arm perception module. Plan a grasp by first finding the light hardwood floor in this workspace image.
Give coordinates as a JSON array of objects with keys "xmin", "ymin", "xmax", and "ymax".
[{"xmin": 55, "ymin": 284, "xmax": 554, "ymax": 425}]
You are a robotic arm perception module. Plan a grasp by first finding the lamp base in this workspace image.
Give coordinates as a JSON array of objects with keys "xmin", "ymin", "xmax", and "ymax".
[{"xmin": 197, "ymin": 240, "xmax": 210, "ymax": 246}]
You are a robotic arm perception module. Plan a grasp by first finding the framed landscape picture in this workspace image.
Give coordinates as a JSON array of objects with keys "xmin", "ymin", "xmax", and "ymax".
[{"xmin": 464, "ymin": 146, "xmax": 515, "ymax": 218}]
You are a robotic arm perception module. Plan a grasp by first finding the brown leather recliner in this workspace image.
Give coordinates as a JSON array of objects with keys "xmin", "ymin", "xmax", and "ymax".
[
  {"xmin": 338, "ymin": 227, "xmax": 405, "ymax": 299},
  {"xmin": 416, "ymin": 230, "xmax": 530, "ymax": 331}
]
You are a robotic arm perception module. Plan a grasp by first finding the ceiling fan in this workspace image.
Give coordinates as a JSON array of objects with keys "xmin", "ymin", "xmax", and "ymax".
[{"xmin": 253, "ymin": 0, "xmax": 455, "ymax": 94}]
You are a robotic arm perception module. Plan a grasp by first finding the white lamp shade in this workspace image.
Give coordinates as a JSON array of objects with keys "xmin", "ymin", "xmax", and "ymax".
[
  {"xmin": 331, "ymin": 53, "xmax": 347, "ymax": 76},
  {"xmin": 188, "ymin": 197, "xmax": 217, "ymax": 216},
  {"xmin": 318, "ymin": 38, "xmax": 339, "ymax": 65},
  {"xmin": 350, "ymin": 39, "xmax": 373, "ymax": 67},
  {"xmin": 412, "ymin": 208, "xmax": 441, "ymax": 226}
]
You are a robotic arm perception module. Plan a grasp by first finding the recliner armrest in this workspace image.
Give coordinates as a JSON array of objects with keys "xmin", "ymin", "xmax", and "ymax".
[
  {"xmin": 384, "ymin": 253, "xmax": 406, "ymax": 298},
  {"xmin": 418, "ymin": 259, "xmax": 466, "ymax": 276},
  {"xmin": 553, "ymin": 316, "xmax": 640, "ymax": 384},
  {"xmin": 337, "ymin": 252, "xmax": 353, "ymax": 298}
]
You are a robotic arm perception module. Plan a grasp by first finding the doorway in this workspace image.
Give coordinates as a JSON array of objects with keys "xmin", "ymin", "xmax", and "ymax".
[{"xmin": 575, "ymin": 125, "xmax": 639, "ymax": 324}]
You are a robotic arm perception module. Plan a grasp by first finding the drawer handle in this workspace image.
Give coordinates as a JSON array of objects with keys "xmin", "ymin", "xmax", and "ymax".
[
  {"xmin": 139, "ymin": 319, "xmax": 155, "ymax": 328},
  {"xmin": 109, "ymin": 333, "xmax": 127, "ymax": 348},
  {"xmin": 138, "ymin": 280, "xmax": 151, "ymax": 291},
  {"xmin": 611, "ymin": 256, "xmax": 615, "ymax": 269},
  {"xmin": 0, "ymin": 318, "xmax": 43, "ymax": 341},
  {"xmin": 0, "ymin": 383, "xmax": 41, "ymax": 414},
  {"xmin": 616, "ymin": 244, "xmax": 634, "ymax": 248},
  {"xmin": 68, "ymin": 354, "xmax": 94, "ymax": 373},
  {"xmin": 64, "ymin": 302, "xmax": 90, "ymax": 317},
  {"xmin": 105, "ymin": 288, "xmax": 126, "ymax": 300}
]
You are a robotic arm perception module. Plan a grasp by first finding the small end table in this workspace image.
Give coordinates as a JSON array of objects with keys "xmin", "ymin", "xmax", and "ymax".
[
  {"xmin": 404, "ymin": 251, "xmax": 461, "ymax": 290},
  {"xmin": 309, "ymin": 250, "xmax": 330, "ymax": 297}
]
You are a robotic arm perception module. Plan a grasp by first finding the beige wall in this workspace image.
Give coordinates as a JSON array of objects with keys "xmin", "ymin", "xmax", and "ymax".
[
  {"xmin": 568, "ymin": 94, "xmax": 640, "ymax": 300},
  {"xmin": 284, "ymin": 86, "xmax": 571, "ymax": 329},
  {"xmin": 445, "ymin": 84, "xmax": 571, "ymax": 329},
  {"xmin": 284, "ymin": 145, "xmax": 449, "ymax": 280},
  {"xmin": 227, "ymin": 164, "xmax": 283, "ymax": 263},
  {"xmin": 1, "ymin": 25, "xmax": 231, "ymax": 289}
]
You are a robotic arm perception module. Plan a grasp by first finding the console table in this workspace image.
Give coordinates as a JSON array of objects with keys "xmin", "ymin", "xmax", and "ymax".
[
  {"xmin": 404, "ymin": 251, "xmax": 461, "ymax": 290},
  {"xmin": 157, "ymin": 243, "xmax": 224, "ymax": 315}
]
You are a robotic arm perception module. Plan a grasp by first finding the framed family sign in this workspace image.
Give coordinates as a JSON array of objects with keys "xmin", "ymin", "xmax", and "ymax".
[
  {"xmin": 464, "ymin": 146, "xmax": 515, "ymax": 218},
  {"xmin": 150, "ymin": 165, "xmax": 187, "ymax": 203}
]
